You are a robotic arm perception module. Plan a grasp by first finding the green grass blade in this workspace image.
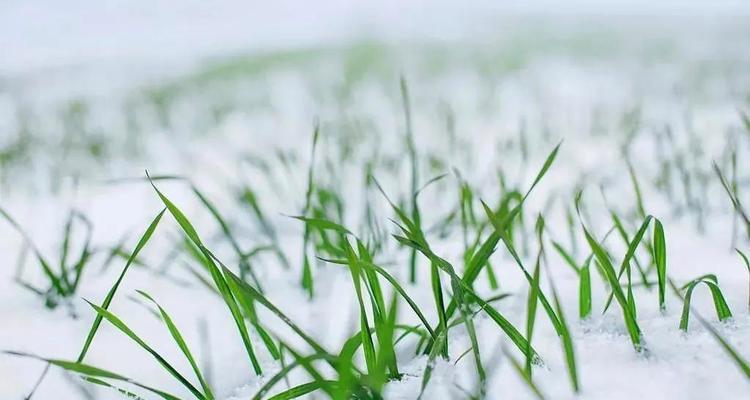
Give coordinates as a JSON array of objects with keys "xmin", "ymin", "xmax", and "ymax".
[
  {"xmin": 342, "ymin": 240, "xmax": 378, "ymax": 375},
  {"xmin": 147, "ymin": 173, "xmax": 201, "ymax": 245},
  {"xmin": 502, "ymin": 347, "xmax": 546, "ymax": 400},
  {"xmin": 0, "ymin": 207, "xmax": 66, "ymax": 298},
  {"xmin": 524, "ymin": 249, "xmax": 541, "ymax": 377},
  {"xmin": 458, "ymin": 142, "xmax": 561, "ymax": 293},
  {"xmin": 347, "ymin": 259, "xmax": 435, "ymax": 339},
  {"xmin": 274, "ymin": 342, "xmax": 338, "ymax": 398},
  {"xmin": 735, "ymin": 249, "xmax": 750, "ymax": 311},
  {"xmin": 223, "ymin": 273, "xmax": 281, "ymax": 360},
  {"xmin": 551, "ymin": 241, "xmax": 580, "ymax": 274},
  {"xmin": 481, "ymin": 202, "xmax": 563, "ymax": 336},
  {"xmin": 714, "ymin": 162, "xmax": 750, "ymax": 241},
  {"xmin": 417, "ymin": 329, "xmax": 447, "ymax": 400},
  {"xmin": 396, "ymin": 235, "xmax": 540, "ymax": 362},
  {"xmin": 84, "ymin": 300, "xmax": 206, "ymax": 399},
  {"xmin": 653, "ymin": 219, "xmax": 667, "ymax": 310},
  {"xmin": 579, "ymin": 256, "xmax": 592, "ymax": 319},
  {"xmin": 547, "ymin": 271, "xmax": 580, "ymax": 393},
  {"xmin": 268, "ymin": 380, "xmax": 339, "ymax": 400},
  {"xmin": 220, "ymin": 264, "xmax": 338, "ymax": 368},
  {"xmin": 669, "ymin": 278, "xmax": 750, "ymax": 377},
  {"xmin": 582, "ymin": 227, "xmax": 643, "ymax": 351},
  {"xmin": 679, "ymin": 277, "xmax": 733, "ymax": 331},
  {"xmin": 251, "ymin": 353, "xmax": 332, "ymax": 400},
  {"xmin": 400, "ymin": 76, "xmax": 420, "ymax": 284},
  {"xmin": 148, "ymin": 176, "xmax": 262, "ymax": 375},
  {"xmin": 82, "ymin": 376, "xmax": 148, "ymax": 400},
  {"xmin": 289, "ymin": 215, "xmax": 352, "ymax": 235},
  {"xmin": 430, "ymin": 260, "xmax": 449, "ymax": 358},
  {"xmin": 300, "ymin": 122, "xmax": 320, "ymax": 298},
  {"xmin": 77, "ymin": 208, "xmax": 166, "ymax": 362},
  {"xmin": 193, "ymin": 186, "xmax": 262, "ymax": 291},
  {"xmin": 6, "ymin": 352, "xmax": 181, "ymax": 400},
  {"xmin": 602, "ymin": 215, "xmax": 653, "ymax": 314},
  {"xmin": 696, "ymin": 315, "xmax": 750, "ymax": 378},
  {"xmin": 136, "ymin": 291, "xmax": 214, "ymax": 399}
]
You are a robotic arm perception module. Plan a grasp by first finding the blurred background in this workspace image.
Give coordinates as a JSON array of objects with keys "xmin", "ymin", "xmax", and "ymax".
[{"xmin": 2, "ymin": 0, "xmax": 749, "ymax": 193}]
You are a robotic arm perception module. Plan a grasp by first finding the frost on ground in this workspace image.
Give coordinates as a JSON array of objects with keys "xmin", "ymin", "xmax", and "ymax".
[{"xmin": 1, "ymin": 15, "xmax": 750, "ymax": 400}]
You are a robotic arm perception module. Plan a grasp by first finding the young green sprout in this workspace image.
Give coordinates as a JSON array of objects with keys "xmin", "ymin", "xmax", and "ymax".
[{"xmin": 1, "ymin": 207, "xmax": 94, "ymax": 310}]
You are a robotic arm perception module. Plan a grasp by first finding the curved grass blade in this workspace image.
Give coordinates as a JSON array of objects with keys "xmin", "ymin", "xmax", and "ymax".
[
  {"xmin": 417, "ymin": 329, "xmax": 447, "ymax": 400},
  {"xmin": 289, "ymin": 215, "xmax": 352, "ymax": 235},
  {"xmin": 0, "ymin": 207, "xmax": 66, "ymax": 297},
  {"xmin": 251, "ymin": 353, "xmax": 333, "ymax": 400},
  {"xmin": 582, "ymin": 226, "xmax": 643, "ymax": 351},
  {"xmin": 136, "ymin": 291, "xmax": 214, "ymax": 399},
  {"xmin": 84, "ymin": 300, "xmax": 206, "ymax": 399},
  {"xmin": 219, "ymin": 263, "xmax": 340, "ymax": 370},
  {"xmin": 274, "ymin": 341, "xmax": 338, "ymax": 399},
  {"xmin": 546, "ymin": 267, "xmax": 580, "ymax": 393},
  {"xmin": 82, "ymin": 376, "xmax": 147, "ymax": 400},
  {"xmin": 679, "ymin": 275, "xmax": 732, "ymax": 331},
  {"xmin": 268, "ymin": 381, "xmax": 339, "ymax": 400},
  {"xmin": 551, "ymin": 241, "xmax": 580, "ymax": 274},
  {"xmin": 321, "ymin": 256, "xmax": 437, "ymax": 342},
  {"xmin": 147, "ymin": 175, "xmax": 262, "ymax": 375},
  {"xmin": 501, "ymin": 346, "xmax": 545, "ymax": 400},
  {"xmin": 481, "ymin": 201, "xmax": 563, "ymax": 336},
  {"xmin": 355, "ymin": 260, "xmax": 436, "ymax": 340},
  {"xmin": 714, "ymin": 162, "xmax": 750, "ymax": 241},
  {"xmin": 455, "ymin": 142, "xmax": 561, "ymax": 308},
  {"xmin": 193, "ymin": 186, "xmax": 262, "ymax": 291},
  {"xmin": 5, "ymin": 352, "xmax": 181, "ymax": 400},
  {"xmin": 668, "ymin": 278, "xmax": 750, "ymax": 378},
  {"xmin": 395, "ymin": 234, "xmax": 540, "ymax": 362},
  {"xmin": 223, "ymin": 273, "xmax": 281, "ymax": 360},
  {"xmin": 695, "ymin": 314, "xmax": 750, "ymax": 378},
  {"xmin": 602, "ymin": 215, "xmax": 653, "ymax": 314}
]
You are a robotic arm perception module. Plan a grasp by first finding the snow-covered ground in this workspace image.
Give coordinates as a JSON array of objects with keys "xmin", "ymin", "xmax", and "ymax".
[{"xmin": 2, "ymin": 3, "xmax": 750, "ymax": 400}]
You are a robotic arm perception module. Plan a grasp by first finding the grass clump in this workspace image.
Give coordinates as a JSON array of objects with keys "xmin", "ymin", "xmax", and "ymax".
[
  {"xmin": 1, "ymin": 207, "xmax": 94, "ymax": 310},
  {"xmin": 678, "ymin": 274, "xmax": 733, "ymax": 331}
]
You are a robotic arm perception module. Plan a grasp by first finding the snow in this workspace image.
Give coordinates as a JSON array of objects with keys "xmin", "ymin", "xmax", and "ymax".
[{"xmin": 2, "ymin": 3, "xmax": 750, "ymax": 400}]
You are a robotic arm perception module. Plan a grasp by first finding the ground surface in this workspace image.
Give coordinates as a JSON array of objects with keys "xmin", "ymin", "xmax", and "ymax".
[{"xmin": 1, "ymin": 5, "xmax": 750, "ymax": 400}]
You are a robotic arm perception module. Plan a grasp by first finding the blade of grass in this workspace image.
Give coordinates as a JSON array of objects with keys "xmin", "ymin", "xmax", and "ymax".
[
  {"xmin": 193, "ymin": 186, "xmax": 262, "ymax": 291},
  {"xmin": 300, "ymin": 122, "xmax": 320, "ymax": 298},
  {"xmin": 524, "ymin": 245, "xmax": 542, "ymax": 377},
  {"xmin": 136, "ymin": 290, "xmax": 214, "ymax": 399},
  {"xmin": 653, "ymin": 219, "xmax": 667, "ymax": 311},
  {"xmin": 714, "ymin": 162, "xmax": 750, "ymax": 241},
  {"xmin": 668, "ymin": 278, "xmax": 750, "ymax": 377},
  {"xmin": 735, "ymin": 249, "xmax": 750, "ymax": 311},
  {"xmin": 77, "ymin": 208, "xmax": 166, "ymax": 362},
  {"xmin": 447, "ymin": 142, "xmax": 561, "ymax": 319},
  {"xmin": 579, "ymin": 255, "xmax": 593, "ymax": 319},
  {"xmin": 679, "ymin": 275, "xmax": 732, "ymax": 331},
  {"xmin": 6, "ymin": 352, "xmax": 181, "ymax": 400},
  {"xmin": 400, "ymin": 76, "xmax": 420, "ymax": 284},
  {"xmin": 0, "ymin": 207, "xmax": 66, "ymax": 298},
  {"xmin": 83, "ymin": 300, "xmax": 206, "ymax": 399},
  {"xmin": 147, "ymin": 173, "xmax": 263, "ymax": 375},
  {"xmin": 582, "ymin": 226, "xmax": 643, "ymax": 352}
]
